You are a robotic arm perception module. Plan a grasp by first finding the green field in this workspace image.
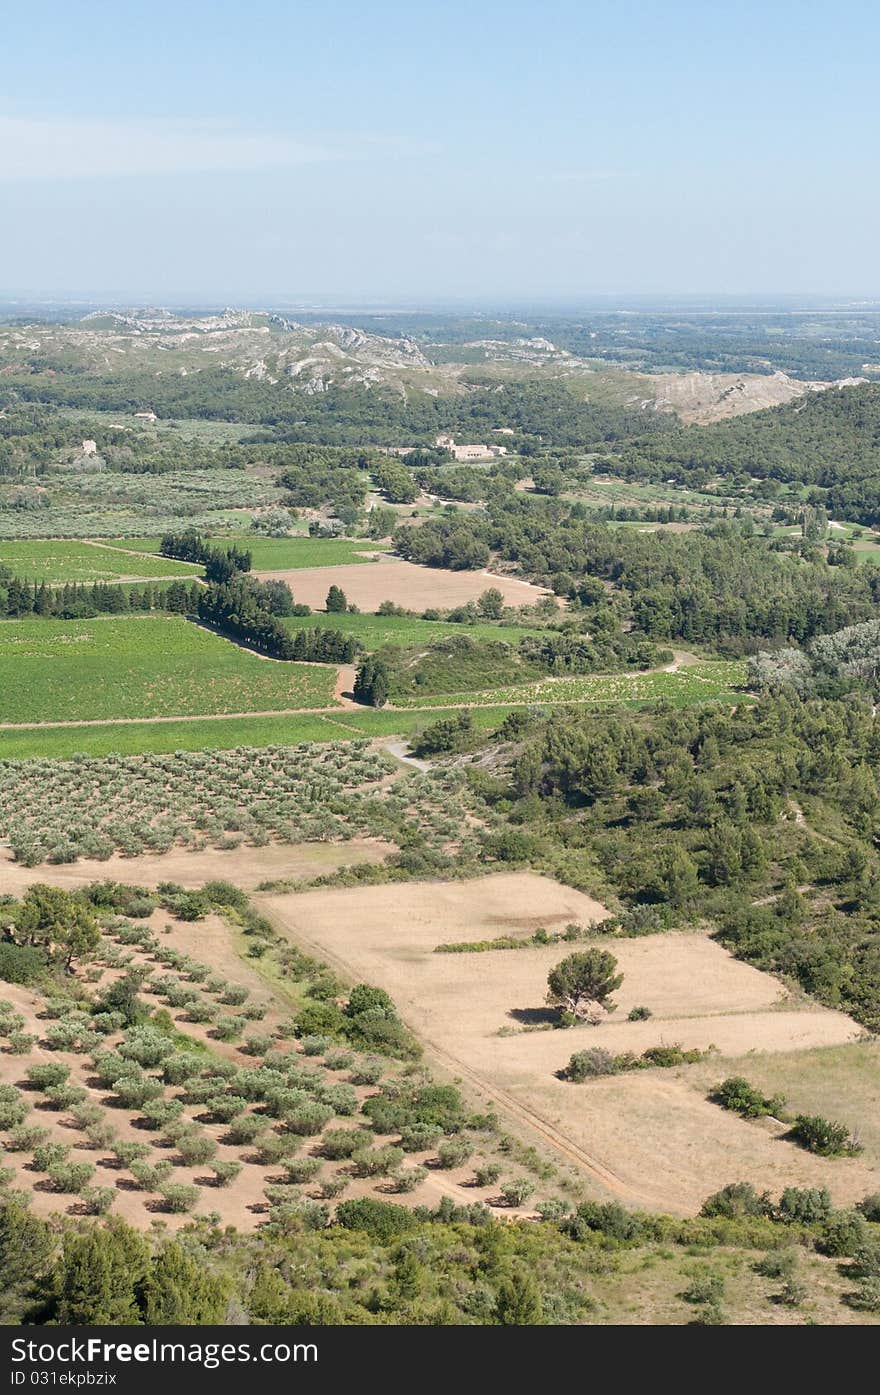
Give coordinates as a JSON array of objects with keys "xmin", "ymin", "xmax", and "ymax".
[
  {"xmin": 0, "ymin": 704, "xmax": 533, "ymax": 759},
  {"xmin": 283, "ymin": 610, "xmax": 543, "ymax": 650},
  {"xmin": 391, "ymin": 660, "xmax": 746, "ymax": 708},
  {"xmin": 0, "ymin": 539, "xmax": 203, "ymax": 583},
  {"xmin": 100, "ymin": 536, "xmax": 386, "ymax": 568},
  {"xmin": 0, "ymin": 615, "xmax": 336, "ymax": 723}
]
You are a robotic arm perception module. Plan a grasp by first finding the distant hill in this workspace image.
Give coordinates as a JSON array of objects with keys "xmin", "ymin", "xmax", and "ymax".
[{"xmin": 614, "ymin": 382, "xmax": 880, "ymax": 523}]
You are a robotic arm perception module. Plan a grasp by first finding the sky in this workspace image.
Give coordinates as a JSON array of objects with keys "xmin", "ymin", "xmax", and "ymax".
[{"xmin": 1, "ymin": 0, "xmax": 879, "ymax": 303}]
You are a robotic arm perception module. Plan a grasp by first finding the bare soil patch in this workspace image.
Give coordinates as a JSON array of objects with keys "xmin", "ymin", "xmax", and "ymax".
[
  {"xmin": 0, "ymin": 838, "xmax": 390, "ymax": 896},
  {"xmin": 257, "ymin": 874, "xmax": 870, "ymax": 1213},
  {"xmin": 254, "ymin": 559, "xmax": 551, "ymax": 611}
]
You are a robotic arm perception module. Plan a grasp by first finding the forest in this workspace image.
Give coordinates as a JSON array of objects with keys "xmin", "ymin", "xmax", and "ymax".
[{"xmin": 460, "ymin": 695, "xmax": 880, "ymax": 1030}]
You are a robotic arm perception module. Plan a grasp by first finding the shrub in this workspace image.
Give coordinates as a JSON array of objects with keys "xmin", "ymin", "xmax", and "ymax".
[
  {"xmin": 0, "ymin": 1095, "xmax": 28, "ymax": 1130},
  {"xmin": 336, "ymin": 1197, "xmax": 418, "ymax": 1240},
  {"xmin": 130, "ymin": 1160, "xmax": 174, "ymax": 1191},
  {"xmin": 119, "ymin": 1028, "xmax": 175, "ymax": 1069},
  {"xmin": 754, "ymin": 1249, "xmax": 798, "ymax": 1279},
  {"xmin": 109, "ymin": 1075, "xmax": 163, "ymax": 1110},
  {"xmin": 85, "ymin": 1120, "xmax": 117, "ymax": 1150},
  {"xmin": 81, "ymin": 1186, "xmax": 116, "ymax": 1215},
  {"xmin": 26, "ymin": 1063, "xmax": 70, "ymax": 1090},
  {"xmin": 47, "ymin": 1161, "xmax": 95, "ymax": 1193},
  {"xmin": 320, "ymin": 1129, "xmax": 364, "ymax": 1161},
  {"xmin": 139, "ymin": 1098, "xmax": 184, "ymax": 1130},
  {"xmin": 789, "ymin": 1114, "xmax": 861, "ymax": 1157},
  {"xmin": 0, "ymin": 943, "xmax": 46, "ymax": 985},
  {"xmin": 282, "ymin": 1158, "xmax": 322, "ymax": 1185},
  {"xmin": 435, "ymin": 1138, "xmax": 472, "ymax": 1169},
  {"xmin": 474, "ymin": 1163, "xmax": 502, "ymax": 1187},
  {"xmin": 818, "ymin": 1211, "xmax": 870, "ymax": 1258},
  {"xmin": 8, "ymin": 1032, "xmax": 37, "ymax": 1055},
  {"xmin": 160, "ymin": 1184, "xmax": 200, "ymax": 1213},
  {"xmin": 777, "ymin": 1187, "xmax": 833, "ymax": 1225},
  {"xmin": 175, "ymin": 1133, "xmax": 217, "ymax": 1167},
  {"xmin": 627, "ymin": 1005, "xmax": 652, "ymax": 1021},
  {"xmin": 317, "ymin": 1177, "xmax": 348, "ymax": 1200},
  {"xmin": 300, "ymin": 1034, "xmax": 329, "ymax": 1057},
  {"xmin": 640, "ymin": 1044, "xmax": 704, "ymax": 1067},
  {"xmin": 391, "ymin": 1168, "xmax": 425, "ymax": 1194},
  {"xmin": 701, "ymin": 1182, "xmax": 770, "ymax": 1219},
  {"xmin": 351, "ymin": 1145, "xmax": 404, "ymax": 1178},
  {"xmin": 221, "ymin": 986, "xmax": 249, "ymax": 1007},
  {"xmin": 255, "ymin": 1134, "xmax": 301, "ymax": 1165},
  {"xmin": 324, "ymin": 1049, "xmax": 355, "ymax": 1071},
  {"xmin": 5, "ymin": 1123, "xmax": 50, "ymax": 1152},
  {"xmin": 712, "ymin": 1076, "xmax": 786, "ymax": 1119},
  {"xmin": 225, "ymin": 1115, "xmax": 269, "ymax": 1146},
  {"xmin": 350, "ymin": 1060, "xmax": 384, "ymax": 1086},
  {"xmin": 564, "ymin": 1048, "xmax": 618, "ymax": 1082},
  {"xmin": 43, "ymin": 1085, "xmax": 88, "ymax": 1111},
  {"xmin": 284, "ymin": 1103, "xmax": 333, "ymax": 1137},
  {"xmin": 110, "ymin": 1141, "xmax": 150, "ymax": 1168},
  {"xmin": 32, "ymin": 1142, "xmax": 69, "ymax": 1172},
  {"xmin": 319, "ymin": 1083, "xmax": 358, "ymax": 1117},
  {"xmin": 857, "ymin": 1193, "xmax": 880, "ymax": 1223},
  {"xmin": 682, "ymin": 1273, "xmax": 725, "ymax": 1305},
  {"xmin": 210, "ymin": 1160, "xmax": 242, "ymax": 1187},
  {"xmin": 399, "ymin": 1123, "xmax": 443, "ymax": 1153},
  {"xmin": 204, "ymin": 1095, "xmax": 248, "ymax": 1124},
  {"xmin": 847, "ymin": 1278, "xmax": 880, "ymax": 1313},
  {"xmin": 211, "ymin": 1016, "xmax": 243, "ymax": 1042},
  {"xmin": 500, "ymin": 1178, "xmax": 534, "ymax": 1208}
]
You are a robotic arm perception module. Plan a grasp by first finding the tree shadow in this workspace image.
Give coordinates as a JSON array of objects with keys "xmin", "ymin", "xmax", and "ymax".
[{"xmin": 507, "ymin": 1006, "xmax": 557, "ymax": 1026}]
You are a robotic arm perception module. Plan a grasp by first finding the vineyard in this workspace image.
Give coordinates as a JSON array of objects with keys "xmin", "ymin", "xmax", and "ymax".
[{"xmin": 0, "ymin": 615, "xmax": 337, "ymax": 723}]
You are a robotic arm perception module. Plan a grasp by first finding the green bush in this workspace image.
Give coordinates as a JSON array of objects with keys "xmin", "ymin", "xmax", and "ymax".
[
  {"xmin": 436, "ymin": 1138, "xmax": 472, "ymax": 1169},
  {"xmin": 210, "ymin": 1160, "xmax": 243, "ymax": 1187},
  {"xmin": 818, "ymin": 1211, "xmax": 870, "ymax": 1257},
  {"xmin": 26, "ymin": 1062, "xmax": 70, "ymax": 1090},
  {"xmin": 110, "ymin": 1141, "xmax": 150, "ymax": 1168},
  {"xmin": 282, "ymin": 1158, "xmax": 322, "ymax": 1184},
  {"xmin": 160, "ymin": 1183, "xmax": 200, "ymax": 1213},
  {"xmin": 564, "ymin": 1049, "xmax": 618, "ymax": 1082},
  {"xmin": 47, "ymin": 1161, "xmax": 95, "ymax": 1194},
  {"xmin": 351, "ymin": 1145, "xmax": 404, "ymax": 1178},
  {"xmin": 130, "ymin": 1160, "xmax": 174, "ymax": 1191},
  {"xmin": 320, "ymin": 1128, "xmax": 364, "ymax": 1161},
  {"xmin": 225, "ymin": 1115, "xmax": 269, "ymax": 1146},
  {"xmin": 109, "ymin": 1075, "xmax": 163, "ymax": 1109},
  {"xmin": 0, "ymin": 943, "xmax": 46, "ymax": 985},
  {"xmin": 32, "ymin": 1143, "xmax": 70, "ymax": 1172},
  {"xmin": 777, "ymin": 1187, "xmax": 833, "ymax": 1225},
  {"xmin": 712, "ymin": 1076, "xmax": 786, "ymax": 1119},
  {"xmin": 5, "ymin": 1124, "xmax": 50, "ymax": 1152},
  {"xmin": 500, "ymin": 1178, "xmax": 534, "ymax": 1208},
  {"xmin": 788, "ymin": 1114, "xmax": 860, "ymax": 1157},
  {"xmin": 701, "ymin": 1182, "xmax": 770, "ymax": 1219},
  {"xmin": 81, "ymin": 1186, "xmax": 116, "ymax": 1215},
  {"xmin": 857, "ymin": 1193, "xmax": 880, "ymax": 1223},
  {"xmin": 284, "ymin": 1103, "xmax": 333, "ymax": 1137},
  {"xmin": 474, "ymin": 1163, "xmax": 502, "ymax": 1187},
  {"xmin": 175, "ymin": 1133, "xmax": 217, "ymax": 1167},
  {"xmin": 336, "ymin": 1197, "xmax": 418, "ymax": 1240}
]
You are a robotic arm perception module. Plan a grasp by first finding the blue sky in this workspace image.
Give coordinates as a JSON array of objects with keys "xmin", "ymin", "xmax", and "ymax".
[{"xmin": 1, "ymin": 0, "xmax": 878, "ymax": 301}]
